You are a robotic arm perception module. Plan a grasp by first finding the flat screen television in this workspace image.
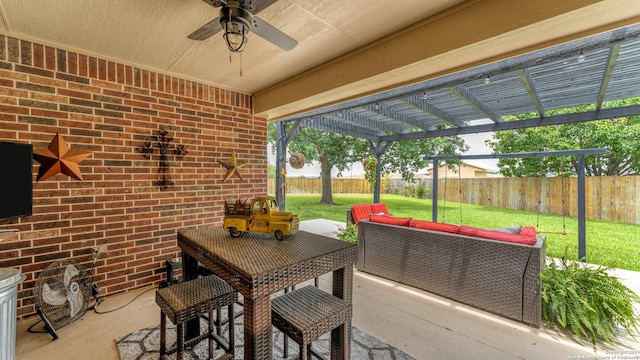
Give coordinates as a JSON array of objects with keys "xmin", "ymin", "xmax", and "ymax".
[{"xmin": 0, "ymin": 141, "xmax": 33, "ymax": 221}]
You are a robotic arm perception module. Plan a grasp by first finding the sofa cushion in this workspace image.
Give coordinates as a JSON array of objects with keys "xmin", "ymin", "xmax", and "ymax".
[
  {"xmin": 370, "ymin": 203, "xmax": 391, "ymax": 216},
  {"xmin": 458, "ymin": 225, "xmax": 538, "ymax": 245},
  {"xmin": 369, "ymin": 214, "xmax": 412, "ymax": 226},
  {"xmin": 410, "ymin": 220, "xmax": 459, "ymax": 234},
  {"xmin": 350, "ymin": 204, "xmax": 373, "ymax": 225},
  {"xmin": 519, "ymin": 226, "xmax": 538, "ymax": 239}
]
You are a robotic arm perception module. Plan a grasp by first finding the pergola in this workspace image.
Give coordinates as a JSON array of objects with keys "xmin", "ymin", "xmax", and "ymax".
[{"xmin": 274, "ymin": 23, "xmax": 640, "ymax": 209}]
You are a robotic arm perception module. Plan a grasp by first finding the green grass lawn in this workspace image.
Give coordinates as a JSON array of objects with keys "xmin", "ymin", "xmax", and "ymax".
[{"xmin": 283, "ymin": 194, "xmax": 640, "ymax": 272}]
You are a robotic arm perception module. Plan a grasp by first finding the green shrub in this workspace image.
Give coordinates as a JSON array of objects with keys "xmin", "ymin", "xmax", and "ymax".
[
  {"xmin": 335, "ymin": 223, "xmax": 358, "ymax": 243},
  {"xmin": 416, "ymin": 183, "xmax": 428, "ymax": 199},
  {"xmin": 403, "ymin": 185, "xmax": 415, "ymax": 197},
  {"xmin": 541, "ymin": 256, "xmax": 640, "ymax": 347}
]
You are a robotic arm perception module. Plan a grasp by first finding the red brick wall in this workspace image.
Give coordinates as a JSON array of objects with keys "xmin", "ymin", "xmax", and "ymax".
[{"xmin": 0, "ymin": 35, "xmax": 267, "ymax": 318}]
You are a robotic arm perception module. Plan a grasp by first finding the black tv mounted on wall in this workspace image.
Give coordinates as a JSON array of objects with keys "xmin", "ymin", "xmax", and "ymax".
[{"xmin": 0, "ymin": 141, "xmax": 33, "ymax": 221}]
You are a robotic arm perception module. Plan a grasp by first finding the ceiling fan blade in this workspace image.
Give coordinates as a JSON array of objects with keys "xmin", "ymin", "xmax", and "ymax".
[
  {"xmin": 188, "ymin": 18, "xmax": 223, "ymax": 40},
  {"xmin": 251, "ymin": 16, "xmax": 297, "ymax": 51}
]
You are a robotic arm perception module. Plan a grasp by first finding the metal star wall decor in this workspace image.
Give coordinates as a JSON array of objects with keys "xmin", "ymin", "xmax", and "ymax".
[
  {"xmin": 33, "ymin": 132, "xmax": 92, "ymax": 181},
  {"xmin": 217, "ymin": 151, "xmax": 248, "ymax": 182}
]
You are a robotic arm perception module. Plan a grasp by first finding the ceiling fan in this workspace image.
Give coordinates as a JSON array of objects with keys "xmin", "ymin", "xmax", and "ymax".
[{"xmin": 188, "ymin": 0, "xmax": 297, "ymax": 52}]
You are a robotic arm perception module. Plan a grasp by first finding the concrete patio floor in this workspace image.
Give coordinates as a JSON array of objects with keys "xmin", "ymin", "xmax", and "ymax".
[{"xmin": 15, "ymin": 219, "xmax": 640, "ymax": 360}]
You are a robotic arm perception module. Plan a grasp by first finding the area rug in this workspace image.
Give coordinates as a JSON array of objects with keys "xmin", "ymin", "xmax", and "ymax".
[{"xmin": 115, "ymin": 304, "xmax": 415, "ymax": 360}]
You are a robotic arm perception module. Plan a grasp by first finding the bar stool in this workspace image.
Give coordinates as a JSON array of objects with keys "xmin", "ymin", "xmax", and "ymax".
[
  {"xmin": 272, "ymin": 285, "xmax": 352, "ymax": 359},
  {"xmin": 156, "ymin": 275, "xmax": 237, "ymax": 360},
  {"xmin": 281, "ymin": 277, "xmax": 319, "ymax": 358}
]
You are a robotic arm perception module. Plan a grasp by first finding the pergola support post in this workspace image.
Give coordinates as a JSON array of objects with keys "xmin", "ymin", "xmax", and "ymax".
[
  {"xmin": 577, "ymin": 154, "xmax": 586, "ymax": 261},
  {"xmin": 431, "ymin": 160, "xmax": 439, "ymax": 222},
  {"xmin": 275, "ymin": 120, "xmax": 303, "ymax": 211},
  {"xmin": 368, "ymin": 140, "xmax": 391, "ymax": 203}
]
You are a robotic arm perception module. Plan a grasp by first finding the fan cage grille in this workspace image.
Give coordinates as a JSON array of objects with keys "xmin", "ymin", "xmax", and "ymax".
[{"xmin": 33, "ymin": 259, "xmax": 93, "ymax": 328}]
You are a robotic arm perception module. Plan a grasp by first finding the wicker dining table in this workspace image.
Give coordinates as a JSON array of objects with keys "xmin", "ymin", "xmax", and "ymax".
[{"xmin": 177, "ymin": 227, "xmax": 357, "ymax": 360}]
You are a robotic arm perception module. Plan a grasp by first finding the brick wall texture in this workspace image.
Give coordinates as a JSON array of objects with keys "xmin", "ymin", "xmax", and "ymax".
[{"xmin": 0, "ymin": 35, "xmax": 268, "ymax": 318}]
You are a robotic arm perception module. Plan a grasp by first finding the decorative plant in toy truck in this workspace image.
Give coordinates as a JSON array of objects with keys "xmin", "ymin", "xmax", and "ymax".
[{"xmin": 223, "ymin": 196, "xmax": 300, "ymax": 240}]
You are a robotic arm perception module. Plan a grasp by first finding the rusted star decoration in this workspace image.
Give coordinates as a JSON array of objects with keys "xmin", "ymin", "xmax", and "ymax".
[
  {"xmin": 33, "ymin": 132, "xmax": 92, "ymax": 181},
  {"xmin": 217, "ymin": 150, "xmax": 247, "ymax": 182}
]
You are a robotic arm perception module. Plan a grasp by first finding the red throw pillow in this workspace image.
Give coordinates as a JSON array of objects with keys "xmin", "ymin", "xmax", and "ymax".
[
  {"xmin": 370, "ymin": 203, "xmax": 391, "ymax": 216},
  {"xmin": 518, "ymin": 226, "xmax": 538, "ymax": 244},
  {"xmin": 409, "ymin": 220, "xmax": 458, "ymax": 234},
  {"xmin": 369, "ymin": 214, "xmax": 412, "ymax": 226},
  {"xmin": 350, "ymin": 204, "xmax": 373, "ymax": 225},
  {"xmin": 458, "ymin": 225, "xmax": 537, "ymax": 245}
]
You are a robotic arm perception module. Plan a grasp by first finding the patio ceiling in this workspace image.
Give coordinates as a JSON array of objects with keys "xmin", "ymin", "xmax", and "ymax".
[{"xmin": 276, "ymin": 24, "xmax": 640, "ymax": 143}]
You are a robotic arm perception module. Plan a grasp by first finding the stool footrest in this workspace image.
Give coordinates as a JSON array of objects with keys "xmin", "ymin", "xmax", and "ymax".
[{"xmin": 163, "ymin": 328, "xmax": 232, "ymax": 355}]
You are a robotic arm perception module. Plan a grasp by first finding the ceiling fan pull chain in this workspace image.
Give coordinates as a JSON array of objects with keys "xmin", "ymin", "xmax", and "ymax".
[{"xmin": 240, "ymin": 52, "xmax": 243, "ymax": 77}]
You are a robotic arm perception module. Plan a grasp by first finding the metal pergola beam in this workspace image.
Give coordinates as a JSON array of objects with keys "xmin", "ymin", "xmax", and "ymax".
[
  {"xmin": 517, "ymin": 69, "xmax": 545, "ymax": 116},
  {"xmin": 596, "ymin": 43, "xmax": 621, "ymax": 110},
  {"xmin": 424, "ymin": 148, "xmax": 608, "ymax": 160},
  {"xmin": 301, "ymin": 116, "xmax": 382, "ymax": 141},
  {"xmin": 341, "ymin": 109, "xmax": 408, "ymax": 134},
  {"xmin": 366, "ymin": 103, "xmax": 430, "ymax": 131},
  {"xmin": 449, "ymin": 84, "xmax": 502, "ymax": 123},
  {"xmin": 381, "ymin": 104, "xmax": 640, "ymax": 142},
  {"xmin": 403, "ymin": 96, "xmax": 467, "ymax": 128}
]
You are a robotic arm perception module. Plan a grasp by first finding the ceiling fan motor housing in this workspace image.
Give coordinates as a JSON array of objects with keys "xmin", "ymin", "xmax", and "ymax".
[{"xmin": 220, "ymin": 4, "xmax": 251, "ymax": 28}]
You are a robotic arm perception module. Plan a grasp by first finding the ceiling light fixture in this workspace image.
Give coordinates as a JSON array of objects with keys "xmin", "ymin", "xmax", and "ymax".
[
  {"xmin": 577, "ymin": 51, "xmax": 585, "ymax": 63},
  {"xmin": 422, "ymin": 92, "xmax": 429, "ymax": 100},
  {"xmin": 221, "ymin": 5, "xmax": 250, "ymax": 52},
  {"xmin": 484, "ymin": 76, "xmax": 491, "ymax": 84}
]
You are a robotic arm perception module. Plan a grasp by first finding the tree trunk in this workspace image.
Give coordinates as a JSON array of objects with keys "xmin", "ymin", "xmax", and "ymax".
[{"xmin": 319, "ymin": 155, "xmax": 334, "ymax": 205}]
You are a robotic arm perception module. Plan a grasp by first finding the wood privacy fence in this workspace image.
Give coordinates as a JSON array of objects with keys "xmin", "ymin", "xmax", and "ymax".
[
  {"xmin": 268, "ymin": 178, "xmax": 383, "ymax": 195},
  {"xmin": 268, "ymin": 176, "xmax": 640, "ymax": 224}
]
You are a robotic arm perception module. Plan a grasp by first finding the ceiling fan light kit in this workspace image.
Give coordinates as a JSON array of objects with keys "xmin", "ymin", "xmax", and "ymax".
[
  {"xmin": 221, "ymin": 4, "xmax": 250, "ymax": 52},
  {"xmin": 189, "ymin": 0, "xmax": 297, "ymax": 53}
]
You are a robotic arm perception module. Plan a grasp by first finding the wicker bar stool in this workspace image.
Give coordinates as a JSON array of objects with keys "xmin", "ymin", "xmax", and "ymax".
[
  {"xmin": 156, "ymin": 275, "xmax": 237, "ymax": 360},
  {"xmin": 281, "ymin": 276, "xmax": 319, "ymax": 358},
  {"xmin": 272, "ymin": 285, "xmax": 352, "ymax": 360}
]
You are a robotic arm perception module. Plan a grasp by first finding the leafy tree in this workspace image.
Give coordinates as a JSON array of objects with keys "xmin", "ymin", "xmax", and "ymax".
[
  {"xmin": 487, "ymin": 100, "xmax": 640, "ymax": 176},
  {"xmin": 290, "ymin": 129, "xmax": 368, "ymax": 205},
  {"xmin": 268, "ymin": 123, "xmax": 368, "ymax": 204},
  {"xmin": 268, "ymin": 123, "xmax": 468, "ymax": 204},
  {"xmin": 374, "ymin": 136, "xmax": 468, "ymax": 181},
  {"xmin": 267, "ymin": 163, "xmax": 276, "ymax": 178}
]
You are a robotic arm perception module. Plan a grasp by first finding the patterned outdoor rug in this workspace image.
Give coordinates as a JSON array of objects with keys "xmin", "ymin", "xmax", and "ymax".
[{"xmin": 115, "ymin": 304, "xmax": 415, "ymax": 360}]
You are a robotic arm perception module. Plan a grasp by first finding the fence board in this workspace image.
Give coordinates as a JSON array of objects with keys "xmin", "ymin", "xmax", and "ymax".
[{"xmin": 267, "ymin": 176, "xmax": 640, "ymax": 224}]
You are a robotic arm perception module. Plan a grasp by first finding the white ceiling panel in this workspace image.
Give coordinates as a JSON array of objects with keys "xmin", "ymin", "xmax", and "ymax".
[{"xmin": 0, "ymin": 0, "xmax": 465, "ymax": 93}]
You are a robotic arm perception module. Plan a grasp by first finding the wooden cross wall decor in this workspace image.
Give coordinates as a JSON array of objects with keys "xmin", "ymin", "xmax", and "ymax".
[{"xmin": 137, "ymin": 129, "xmax": 188, "ymax": 190}]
